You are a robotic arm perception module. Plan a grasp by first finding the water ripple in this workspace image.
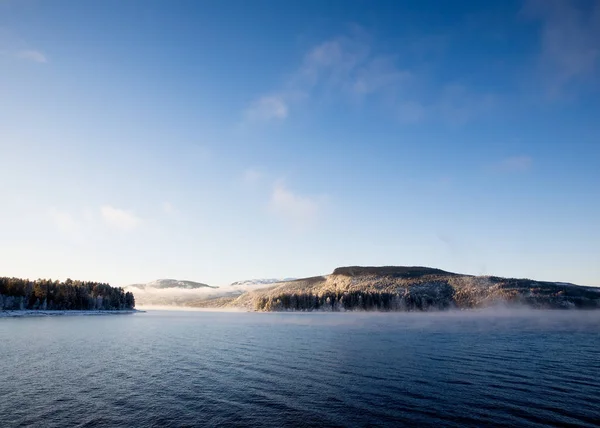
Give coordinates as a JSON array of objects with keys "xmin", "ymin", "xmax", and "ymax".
[{"xmin": 1, "ymin": 310, "xmax": 599, "ymax": 427}]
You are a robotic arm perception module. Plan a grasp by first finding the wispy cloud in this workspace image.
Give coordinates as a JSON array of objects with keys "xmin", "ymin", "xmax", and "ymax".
[
  {"xmin": 245, "ymin": 27, "xmax": 493, "ymax": 126},
  {"xmin": 49, "ymin": 205, "xmax": 145, "ymax": 240},
  {"xmin": 524, "ymin": 0, "xmax": 600, "ymax": 97},
  {"xmin": 301, "ymin": 36, "xmax": 365, "ymax": 91},
  {"xmin": 269, "ymin": 181, "xmax": 323, "ymax": 229},
  {"xmin": 244, "ymin": 95, "xmax": 288, "ymax": 122},
  {"xmin": 494, "ymin": 156, "xmax": 533, "ymax": 173},
  {"xmin": 297, "ymin": 31, "xmax": 412, "ymax": 100},
  {"xmin": 351, "ymin": 56, "xmax": 411, "ymax": 95},
  {"xmin": 17, "ymin": 50, "xmax": 47, "ymax": 63},
  {"xmin": 244, "ymin": 29, "xmax": 412, "ymax": 122},
  {"xmin": 101, "ymin": 205, "xmax": 141, "ymax": 231}
]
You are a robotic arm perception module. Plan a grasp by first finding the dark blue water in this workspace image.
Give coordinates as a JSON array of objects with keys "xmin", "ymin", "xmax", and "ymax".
[{"xmin": 1, "ymin": 310, "xmax": 599, "ymax": 427}]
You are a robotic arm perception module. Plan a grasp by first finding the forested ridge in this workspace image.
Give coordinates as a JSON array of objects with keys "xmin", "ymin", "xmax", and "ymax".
[
  {"xmin": 218, "ymin": 266, "xmax": 600, "ymax": 312},
  {"xmin": 0, "ymin": 277, "xmax": 135, "ymax": 311}
]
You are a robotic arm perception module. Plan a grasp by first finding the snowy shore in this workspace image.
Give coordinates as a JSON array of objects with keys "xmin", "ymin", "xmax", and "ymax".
[{"xmin": 0, "ymin": 309, "xmax": 142, "ymax": 318}]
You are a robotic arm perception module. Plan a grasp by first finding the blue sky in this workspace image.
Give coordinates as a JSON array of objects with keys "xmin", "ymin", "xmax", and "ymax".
[{"xmin": 1, "ymin": 0, "xmax": 599, "ymax": 286}]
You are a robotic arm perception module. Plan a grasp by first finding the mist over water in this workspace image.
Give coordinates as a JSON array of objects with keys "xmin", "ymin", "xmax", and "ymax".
[
  {"xmin": 124, "ymin": 281, "xmax": 273, "ymax": 307},
  {"xmin": 1, "ymin": 310, "xmax": 599, "ymax": 427},
  {"xmin": 124, "ymin": 286, "xmax": 228, "ymax": 307}
]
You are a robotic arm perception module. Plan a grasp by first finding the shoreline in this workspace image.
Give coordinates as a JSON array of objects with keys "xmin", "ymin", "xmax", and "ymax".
[
  {"xmin": 137, "ymin": 305, "xmax": 600, "ymax": 314},
  {"xmin": 0, "ymin": 309, "xmax": 144, "ymax": 318}
]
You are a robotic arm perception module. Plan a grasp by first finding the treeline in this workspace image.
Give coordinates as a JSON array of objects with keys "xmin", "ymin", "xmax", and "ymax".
[
  {"xmin": 254, "ymin": 288, "xmax": 455, "ymax": 312},
  {"xmin": 0, "ymin": 277, "xmax": 135, "ymax": 311},
  {"xmin": 253, "ymin": 281, "xmax": 600, "ymax": 312}
]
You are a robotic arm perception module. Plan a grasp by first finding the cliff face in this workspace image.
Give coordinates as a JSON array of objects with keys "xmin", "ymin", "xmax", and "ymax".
[{"xmin": 200, "ymin": 266, "xmax": 600, "ymax": 312}]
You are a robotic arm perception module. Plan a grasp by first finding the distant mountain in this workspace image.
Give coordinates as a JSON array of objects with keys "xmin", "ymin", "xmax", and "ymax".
[
  {"xmin": 190, "ymin": 266, "xmax": 600, "ymax": 312},
  {"xmin": 124, "ymin": 279, "xmax": 219, "ymax": 307},
  {"xmin": 229, "ymin": 278, "xmax": 296, "ymax": 287},
  {"xmin": 127, "ymin": 279, "xmax": 217, "ymax": 290}
]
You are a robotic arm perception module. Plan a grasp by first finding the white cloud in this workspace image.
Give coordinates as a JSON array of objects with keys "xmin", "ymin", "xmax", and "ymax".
[
  {"xmin": 244, "ymin": 29, "xmax": 412, "ymax": 122},
  {"xmin": 101, "ymin": 205, "xmax": 141, "ymax": 231},
  {"xmin": 305, "ymin": 39, "xmax": 358, "ymax": 69},
  {"xmin": 299, "ymin": 33, "xmax": 410, "ymax": 97},
  {"xmin": 269, "ymin": 182, "xmax": 322, "ymax": 228},
  {"xmin": 494, "ymin": 156, "xmax": 533, "ymax": 173},
  {"xmin": 300, "ymin": 37, "xmax": 370, "ymax": 89},
  {"xmin": 17, "ymin": 50, "xmax": 47, "ymax": 63},
  {"xmin": 245, "ymin": 29, "xmax": 494, "ymax": 126},
  {"xmin": 244, "ymin": 96, "xmax": 288, "ymax": 122}
]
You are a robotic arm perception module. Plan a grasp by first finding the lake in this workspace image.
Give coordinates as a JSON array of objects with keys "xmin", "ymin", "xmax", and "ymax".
[{"xmin": 1, "ymin": 310, "xmax": 599, "ymax": 427}]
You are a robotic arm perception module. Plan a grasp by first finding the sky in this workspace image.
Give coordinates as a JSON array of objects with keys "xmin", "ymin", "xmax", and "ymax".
[{"xmin": 0, "ymin": 0, "xmax": 599, "ymax": 287}]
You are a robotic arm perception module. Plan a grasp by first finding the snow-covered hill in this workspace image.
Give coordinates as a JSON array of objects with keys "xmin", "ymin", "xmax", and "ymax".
[
  {"xmin": 127, "ymin": 279, "xmax": 216, "ymax": 290},
  {"xmin": 193, "ymin": 266, "xmax": 600, "ymax": 312},
  {"xmin": 229, "ymin": 278, "xmax": 296, "ymax": 288}
]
